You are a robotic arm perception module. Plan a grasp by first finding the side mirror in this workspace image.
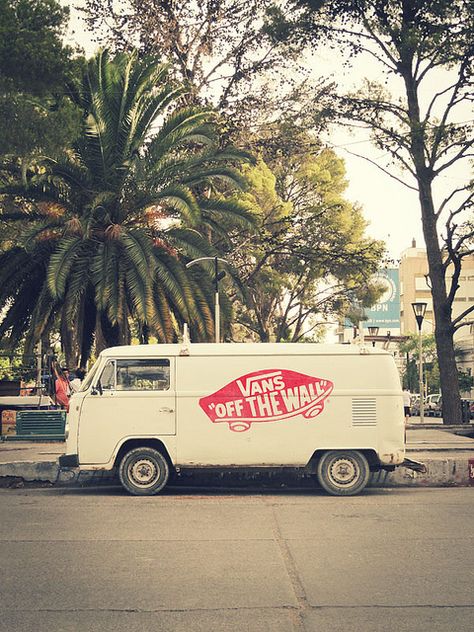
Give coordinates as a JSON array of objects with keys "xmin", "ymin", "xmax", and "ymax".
[{"xmin": 91, "ymin": 381, "xmax": 103, "ymax": 396}]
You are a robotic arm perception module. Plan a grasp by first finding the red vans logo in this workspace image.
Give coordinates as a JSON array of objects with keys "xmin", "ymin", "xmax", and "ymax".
[{"xmin": 199, "ymin": 369, "xmax": 333, "ymax": 432}]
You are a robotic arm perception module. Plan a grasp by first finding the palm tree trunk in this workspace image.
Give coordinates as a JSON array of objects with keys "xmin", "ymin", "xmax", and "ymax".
[
  {"xmin": 79, "ymin": 293, "xmax": 97, "ymax": 367},
  {"xmin": 60, "ymin": 316, "xmax": 77, "ymax": 369}
]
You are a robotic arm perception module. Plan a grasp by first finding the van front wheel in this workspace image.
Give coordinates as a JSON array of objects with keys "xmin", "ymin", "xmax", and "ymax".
[
  {"xmin": 119, "ymin": 447, "xmax": 169, "ymax": 496},
  {"xmin": 316, "ymin": 450, "xmax": 370, "ymax": 496}
]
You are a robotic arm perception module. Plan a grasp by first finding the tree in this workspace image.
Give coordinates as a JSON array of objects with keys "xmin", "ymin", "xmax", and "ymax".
[
  {"xmin": 0, "ymin": 0, "xmax": 81, "ymax": 162},
  {"xmin": 82, "ymin": 0, "xmax": 328, "ymax": 129},
  {"xmin": 0, "ymin": 50, "xmax": 256, "ymax": 366},
  {"xmin": 400, "ymin": 333, "xmax": 474, "ymax": 395},
  {"xmin": 277, "ymin": 0, "xmax": 474, "ymax": 423},
  {"xmin": 0, "ymin": 0, "xmax": 73, "ymax": 94},
  {"xmin": 226, "ymin": 129, "xmax": 384, "ymax": 341}
]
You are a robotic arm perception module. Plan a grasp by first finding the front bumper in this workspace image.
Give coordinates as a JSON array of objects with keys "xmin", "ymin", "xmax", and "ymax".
[
  {"xmin": 401, "ymin": 458, "xmax": 427, "ymax": 473},
  {"xmin": 58, "ymin": 454, "xmax": 79, "ymax": 468}
]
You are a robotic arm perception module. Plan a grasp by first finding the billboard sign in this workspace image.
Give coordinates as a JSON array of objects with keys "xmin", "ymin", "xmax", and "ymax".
[{"xmin": 363, "ymin": 269, "xmax": 400, "ymax": 330}]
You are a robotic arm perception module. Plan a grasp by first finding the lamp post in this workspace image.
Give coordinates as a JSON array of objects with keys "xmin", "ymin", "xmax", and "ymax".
[
  {"xmin": 186, "ymin": 256, "xmax": 227, "ymax": 343},
  {"xmin": 368, "ymin": 326, "xmax": 379, "ymax": 347},
  {"xmin": 412, "ymin": 302, "xmax": 427, "ymax": 423}
]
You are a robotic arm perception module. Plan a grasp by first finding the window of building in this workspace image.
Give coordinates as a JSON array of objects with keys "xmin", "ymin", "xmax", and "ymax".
[{"xmin": 415, "ymin": 276, "xmax": 430, "ymax": 291}]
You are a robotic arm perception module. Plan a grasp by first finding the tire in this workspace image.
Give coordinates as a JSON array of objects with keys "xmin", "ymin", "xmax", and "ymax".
[
  {"xmin": 316, "ymin": 450, "xmax": 370, "ymax": 496},
  {"xmin": 119, "ymin": 447, "xmax": 170, "ymax": 496}
]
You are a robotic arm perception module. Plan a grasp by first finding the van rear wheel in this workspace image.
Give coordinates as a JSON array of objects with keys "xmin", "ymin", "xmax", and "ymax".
[
  {"xmin": 119, "ymin": 447, "xmax": 169, "ymax": 496},
  {"xmin": 316, "ymin": 450, "xmax": 370, "ymax": 496}
]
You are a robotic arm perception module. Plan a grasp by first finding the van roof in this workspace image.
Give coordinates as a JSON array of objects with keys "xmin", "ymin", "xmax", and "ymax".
[{"xmin": 101, "ymin": 343, "xmax": 392, "ymax": 358}]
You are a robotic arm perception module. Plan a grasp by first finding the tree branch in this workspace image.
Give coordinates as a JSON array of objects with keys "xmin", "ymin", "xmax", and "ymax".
[
  {"xmin": 341, "ymin": 148, "xmax": 418, "ymax": 190},
  {"xmin": 453, "ymin": 305, "xmax": 474, "ymax": 329}
]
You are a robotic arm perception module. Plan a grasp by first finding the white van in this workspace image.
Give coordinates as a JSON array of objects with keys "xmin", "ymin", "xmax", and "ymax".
[{"xmin": 59, "ymin": 342, "xmax": 411, "ymax": 496}]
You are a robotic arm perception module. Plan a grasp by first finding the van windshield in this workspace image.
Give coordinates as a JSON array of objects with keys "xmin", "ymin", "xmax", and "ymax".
[{"xmin": 80, "ymin": 359, "xmax": 101, "ymax": 392}]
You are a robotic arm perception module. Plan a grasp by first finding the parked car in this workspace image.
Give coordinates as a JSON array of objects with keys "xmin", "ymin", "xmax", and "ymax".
[
  {"xmin": 431, "ymin": 395, "xmax": 443, "ymax": 417},
  {"xmin": 425, "ymin": 393, "xmax": 442, "ymax": 417},
  {"xmin": 462, "ymin": 399, "xmax": 474, "ymax": 421}
]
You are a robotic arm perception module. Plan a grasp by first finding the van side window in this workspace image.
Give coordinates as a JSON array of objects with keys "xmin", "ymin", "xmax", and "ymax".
[
  {"xmin": 116, "ymin": 359, "xmax": 170, "ymax": 391},
  {"xmin": 100, "ymin": 360, "xmax": 116, "ymax": 390}
]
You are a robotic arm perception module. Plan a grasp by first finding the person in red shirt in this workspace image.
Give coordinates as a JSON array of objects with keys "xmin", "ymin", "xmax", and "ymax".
[{"xmin": 52, "ymin": 363, "xmax": 71, "ymax": 412}]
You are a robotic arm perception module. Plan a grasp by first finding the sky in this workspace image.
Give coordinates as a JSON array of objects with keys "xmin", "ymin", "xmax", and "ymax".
[{"xmin": 63, "ymin": 2, "xmax": 472, "ymax": 263}]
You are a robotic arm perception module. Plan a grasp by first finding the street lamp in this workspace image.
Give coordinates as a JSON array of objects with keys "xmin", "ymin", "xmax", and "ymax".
[
  {"xmin": 186, "ymin": 256, "xmax": 227, "ymax": 343},
  {"xmin": 368, "ymin": 326, "xmax": 379, "ymax": 347},
  {"xmin": 412, "ymin": 301, "xmax": 427, "ymax": 423}
]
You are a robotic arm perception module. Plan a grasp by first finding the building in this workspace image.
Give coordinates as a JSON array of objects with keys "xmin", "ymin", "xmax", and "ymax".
[
  {"xmin": 399, "ymin": 240, "xmax": 474, "ymax": 395},
  {"xmin": 337, "ymin": 241, "xmax": 474, "ymax": 395},
  {"xmin": 399, "ymin": 240, "xmax": 433, "ymax": 335}
]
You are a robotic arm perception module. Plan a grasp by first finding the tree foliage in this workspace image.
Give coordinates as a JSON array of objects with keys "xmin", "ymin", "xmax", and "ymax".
[
  {"xmin": 226, "ymin": 125, "xmax": 384, "ymax": 341},
  {"xmin": 0, "ymin": 0, "xmax": 82, "ymax": 161},
  {"xmin": 400, "ymin": 334, "xmax": 474, "ymax": 394},
  {"xmin": 82, "ymin": 0, "xmax": 328, "ymax": 128},
  {"xmin": 0, "ymin": 0, "xmax": 73, "ymax": 94}
]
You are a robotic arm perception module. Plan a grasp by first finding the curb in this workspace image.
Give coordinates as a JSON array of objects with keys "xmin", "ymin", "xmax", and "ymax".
[
  {"xmin": 1, "ymin": 455, "xmax": 473, "ymax": 489},
  {"xmin": 0, "ymin": 461, "xmax": 59, "ymax": 483},
  {"xmin": 370, "ymin": 455, "xmax": 474, "ymax": 487}
]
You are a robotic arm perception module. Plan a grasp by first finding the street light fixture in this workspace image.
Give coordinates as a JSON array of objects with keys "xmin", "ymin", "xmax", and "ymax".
[
  {"xmin": 412, "ymin": 302, "xmax": 427, "ymax": 423},
  {"xmin": 186, "ymin": 256, "xmax": 228, "ymax": 343},
  {"xmin": 368, "ymin": 326, "xmax": 379, "ymax": 347}
]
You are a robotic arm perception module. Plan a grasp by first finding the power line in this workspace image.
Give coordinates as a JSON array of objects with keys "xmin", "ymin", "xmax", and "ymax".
[{"xmin": 325, "ymin": 118, "xmax": 474, "ymax": 150}]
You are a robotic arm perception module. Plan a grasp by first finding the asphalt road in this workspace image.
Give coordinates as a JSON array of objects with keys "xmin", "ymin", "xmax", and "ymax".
[{"xmin": 1, "ymin": 486, "xmax": 473, "ymax": 632}]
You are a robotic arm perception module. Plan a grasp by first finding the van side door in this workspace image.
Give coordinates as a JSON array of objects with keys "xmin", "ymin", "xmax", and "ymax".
[{"xmin": 78, "ymin": 357, "xmax": 176, "ymax": 465}]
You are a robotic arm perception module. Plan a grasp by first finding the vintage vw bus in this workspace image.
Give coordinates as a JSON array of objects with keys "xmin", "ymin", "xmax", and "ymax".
[{"xmin": 60, "ymin": 342, "xmax": 411, "ymax": 496}]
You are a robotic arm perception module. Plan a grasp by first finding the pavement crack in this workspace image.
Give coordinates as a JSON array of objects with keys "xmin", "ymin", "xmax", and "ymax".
[
  {"xmin": 0, "ymin": 606, "xmax": 300, "ymax": 614},
  {"xmin": 267, "ymin": 500, "xmax": 309, "ymax": 631}
]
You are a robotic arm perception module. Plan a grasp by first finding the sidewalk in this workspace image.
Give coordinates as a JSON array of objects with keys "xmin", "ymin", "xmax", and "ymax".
[{"xmin": 1, "ymin": 423, "xmax": 474, "ymax": 488}]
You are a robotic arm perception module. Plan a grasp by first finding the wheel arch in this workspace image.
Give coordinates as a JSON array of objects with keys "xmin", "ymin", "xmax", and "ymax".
[
  {"xmin": 113, "ymin": 438, "xmax": 174, "ymax": 470},
  {"xmin": 306, "ymin": 448, "xmax": 380, "ymax": 473}
]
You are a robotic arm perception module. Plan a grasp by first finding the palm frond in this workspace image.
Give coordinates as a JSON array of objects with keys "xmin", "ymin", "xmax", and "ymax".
[
  {"xmin": 63, "ymin": 248, "xmax": 93, "ymax": 321},
  {"xmin": 47, "ymin": 236, "xmax": 84, "ymax": 299},
  {"xmin": 148, "ymin": 107, "xmax": 216, "ymax": 158},
  {"xmin": 152, "ymin": 285, "xmax": 176, "ymax": 342},
  {"xmin": 0, "ymin": 249, "xmax": 39, "ymax": 306},
  {"xmin": 154, "ymin": 185, "xmax": 201, "ymax": 226},
  {"xmin": 201, "ymin": 196, "xmax": 260, "ymax": 229},
  {"xmin": 165, "ymin": 227, "xmax": 215, "ymax": 261},
  {"xmin": 182, "ymin": 167, "xmax": 248, "ymax": 190},
  {"xmin": 91, "ymin": 241, "xmax": 115, "ymax": 314}
]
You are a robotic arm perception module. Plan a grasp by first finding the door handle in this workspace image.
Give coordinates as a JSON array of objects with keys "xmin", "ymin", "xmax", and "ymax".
[{"xmin": 159, "ymin": 407, "xmax": 174, "ymax": 413}]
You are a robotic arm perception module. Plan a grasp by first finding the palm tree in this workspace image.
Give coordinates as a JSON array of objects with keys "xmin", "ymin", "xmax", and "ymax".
[{"xmin": 0, "ymin": 50, "xmax": 256, "ymax": 365}]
